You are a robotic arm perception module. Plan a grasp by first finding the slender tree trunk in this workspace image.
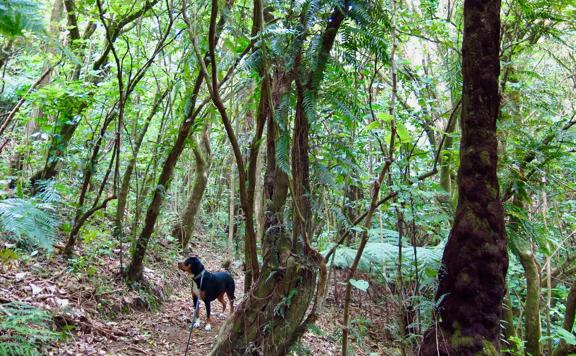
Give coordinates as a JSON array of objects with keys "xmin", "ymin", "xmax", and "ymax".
[
  {"xmin": 553, "ymin": 282, "xmax": 576, "ymax": 356},
  {"xmin": 227, "ymin": 155, "xmax": 236, "ymax": 255},
  {"xmin": 116, "ymin": 90, "xmax": 168, "ymax": 233},
  {"xmin": 64, "ymin": 111, "xmax": 117, "ymax": 257},
  {"xmin": 517, "ymin": 249, "xmax": 542, "ymax": 356},
  {"xmin": 126, "ymin": 74, "xmax": 204, "ymax": 281},
  {"xmin": 171, "ymin": 123, "xmax": 212, "ymax": 250},
  {"xmin": 502, "ymin": 291, "xmax": 517, "ymax": 355},
  {"xmin": 419, "ymin": 0, "xmax": 507, "ymax": 354}
]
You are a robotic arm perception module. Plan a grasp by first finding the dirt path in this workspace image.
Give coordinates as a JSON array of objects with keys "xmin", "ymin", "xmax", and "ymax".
[
  {"xmin": 2, "ymin": 244, "xmax": 391, "ymax": 355},
  {"xmin": 51, "ymin": 253, "xmax": 245, "ymax": 355}
]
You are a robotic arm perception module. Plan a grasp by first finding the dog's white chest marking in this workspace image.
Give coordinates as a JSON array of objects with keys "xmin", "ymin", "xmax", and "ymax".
[{"xmin": 192, "ymin": 280, "xmax": 200, "ymax": 295}]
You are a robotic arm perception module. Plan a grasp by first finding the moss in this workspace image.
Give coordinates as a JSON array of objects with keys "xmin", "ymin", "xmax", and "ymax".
[
  {"xmin": 480, "ymin": 339, "xmax": 499, "ymax": 356},
  {"xmin": 479, "ymin": 149, "xmax": 492, "ymax": 167},
  {"xmin": 450, "ymin": 323, "xmax": 475, "ymax": 349}
]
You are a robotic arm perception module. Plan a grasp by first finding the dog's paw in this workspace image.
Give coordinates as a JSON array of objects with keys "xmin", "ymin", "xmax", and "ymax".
[
  {"xmin": 193, "ymin": 320, "xmax": 201, "ymax": 328},
  {"xmin": 204, "ymin": 323, "xmax": 212, "ymax": 331},
  {"xmin": 218, "ymin": 313, "xmax": 226, "ymax": 320}
]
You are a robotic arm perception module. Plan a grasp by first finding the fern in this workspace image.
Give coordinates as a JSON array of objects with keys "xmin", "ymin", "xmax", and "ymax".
[
  {"xmin": 0, "ymin": 302, "xmax": 60, "ymax": 356},
  {"xmin": 275, "ymin": 129, "xmax": 291, "ymax": 177},
  {"xmin": 0, "ymin": 0, "xmax": 45, "ymax": 37},
  {"xmin": 324, "ymin": 241, "xmax": 443, "ymax": 279},
  {"xmin": 0, "ymin": 198, "xmax": 58, "ymax": 250}
]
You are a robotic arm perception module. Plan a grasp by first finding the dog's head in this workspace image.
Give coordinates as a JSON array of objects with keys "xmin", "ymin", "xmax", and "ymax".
[{"xmin": 178, "ymin": 255, "xmax": 204, "ymax": 277}]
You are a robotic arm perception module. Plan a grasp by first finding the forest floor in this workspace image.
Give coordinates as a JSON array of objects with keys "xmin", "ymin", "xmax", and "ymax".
[{"xmin": 1, "ymin": 238, "xmax": 401, "ymax": 355}]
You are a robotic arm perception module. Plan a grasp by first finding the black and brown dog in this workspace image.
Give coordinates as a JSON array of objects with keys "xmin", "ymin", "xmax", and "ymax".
[{"xmin": 178, "ymin": 256, "xmax": 235, "ymax": 331}]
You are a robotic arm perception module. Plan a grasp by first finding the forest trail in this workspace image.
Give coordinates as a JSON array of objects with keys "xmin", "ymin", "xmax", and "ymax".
[
  {"xmin": 1, "ymin": 240, "xmax": 393, "ymax": 355},
  {"xmin": 55, "ymin": 252, "xmax": 244, "ymax": 355}
]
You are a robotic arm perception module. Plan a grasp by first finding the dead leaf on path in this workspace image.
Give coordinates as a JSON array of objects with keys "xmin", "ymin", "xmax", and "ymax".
[
  {"xmin": 55, "ymin": 297, "xmax": 70, "ymax": 308},
  {"xmin": 29, "ymin": 283, "xmax": 42, "ymax": 295}
]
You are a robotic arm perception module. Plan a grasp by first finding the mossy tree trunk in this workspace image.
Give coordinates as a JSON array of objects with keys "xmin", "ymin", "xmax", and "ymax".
[
  {"xmin": 419, "ymin": 0, "xmax": 508, "ymax": 354},
  {"xmin": 517, "ymin": 248, "xmax": 542, "ymax": 356}
]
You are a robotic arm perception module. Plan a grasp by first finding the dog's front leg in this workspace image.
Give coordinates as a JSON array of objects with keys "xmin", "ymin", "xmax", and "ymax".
[
  {"xmin": 204, "ymin": 301, "xmax": 212, "ymax": 331},
  {"xmin": 192, "ymin": 293, "xmax": 201, "ymax": 328}
]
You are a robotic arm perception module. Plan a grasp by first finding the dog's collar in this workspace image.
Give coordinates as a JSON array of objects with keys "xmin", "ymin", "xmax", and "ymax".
[{"xmin": 193, "ymin": 270, "xmax": 205, "ymax": 281}]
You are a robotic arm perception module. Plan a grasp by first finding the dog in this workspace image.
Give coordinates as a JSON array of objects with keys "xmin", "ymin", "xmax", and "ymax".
[{"xmin": 177, "ymin": 256, "xmax": 235, "ymax": 331}]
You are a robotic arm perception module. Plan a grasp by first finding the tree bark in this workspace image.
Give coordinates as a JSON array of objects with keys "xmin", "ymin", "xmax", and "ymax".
[
  {"xmin": 419, "ymin": 0, "xmax": 507, "ymax": 354},
  {"xmin": 517, "ymin": 249, "xmax": 542, "ymax": 356}
]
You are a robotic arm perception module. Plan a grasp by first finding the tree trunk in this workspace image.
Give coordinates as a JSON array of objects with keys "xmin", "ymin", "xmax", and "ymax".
[
  {"xmin": 171, "ymin": 123, "xmax": 212, "ymax": 250},
  {"xmin": 227, "ymin": 157, "xmax": 235, "ymax": 255},
  {"xmin": 126, "ymin": 74, "xmax": 204, "ymax": 281},
  {"xmin": 502, "ymin": 291, "xmax": 517, "ymax": 355},
  {"xmin": 64, "ymin": 111, "xmax": 116, "ymax": 257},
  {"xmin": 419, "ymin": 0, "xmax": 507, "ymax": 354},
  {"xmin": 553, "ymin": 282, "xmax": 576, "ymax": 356},
  {"xmin": 518, "ymin": 249, "xmax": 542, "ymax": 356},
  {"xmin": 210, "ymin": 2, "xmax": 348, "ymax": 353},
  {"xmin": 114, "ymin": 89, "xmax": 169, "ymax": 271}
]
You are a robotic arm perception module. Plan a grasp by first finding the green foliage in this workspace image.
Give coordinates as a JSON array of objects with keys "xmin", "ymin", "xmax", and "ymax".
[
  {"xmin": 0, "ymin": 197, "xmax": 58, "ymax": 251},
  {"xmin": 0, "ymin": 302, "xmax": 60, "ymax": 355},
  {"xmin": 0, "ymin": 0, "xmax": 45, "ymax": 37},
  {"xmin": 324, "ymin": 241, "xmax": 443, "ymax": 280}
]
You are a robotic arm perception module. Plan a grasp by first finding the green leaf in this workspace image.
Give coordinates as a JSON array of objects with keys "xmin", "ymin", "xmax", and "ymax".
[
  {"xmin": 557, "ymin": 328, "xmax": 576, "ymax": 345},
  {"xmin": 377, "ymin": 112, "xmax": 393, "ymax": 122},
  {"xmin": 396, "ymin": 122, "xmax": 411, "ymax": 143},
  {"xmin": 362, "ymin": 121, "xmax": 380, "ymax": 133},
  {"xmin": 349, "ymin": 279, "xmax": 369, "ymax": 291}
]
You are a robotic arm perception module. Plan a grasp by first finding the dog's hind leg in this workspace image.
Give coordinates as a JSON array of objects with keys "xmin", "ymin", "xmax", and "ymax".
[{"xmin": 217, "ymin": 294, "xmax": 227, "ymax": 319}]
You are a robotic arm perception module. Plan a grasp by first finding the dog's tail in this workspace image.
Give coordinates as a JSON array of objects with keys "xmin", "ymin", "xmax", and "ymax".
[
  {"xmin": 226, "ymin": 273, "xmax": 236, "ymax": 310},
  {"xmin": 221, "ymin": 259, "xmax": 232, "ymax": 272}
]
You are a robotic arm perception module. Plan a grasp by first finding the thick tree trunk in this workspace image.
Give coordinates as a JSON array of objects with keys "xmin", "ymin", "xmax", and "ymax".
[
  {"xmin": 210, "ymin": 2, "xmax": 347, "ymax": 353},
  {"xmin": 419, "ymin": 0, "xmax": 507, "ymax": 354},
  {"xmin": 171, "ymin": 125, "xmax": 212, "ymax": 250}
]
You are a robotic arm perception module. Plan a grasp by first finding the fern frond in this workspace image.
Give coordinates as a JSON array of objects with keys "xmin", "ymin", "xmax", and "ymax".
[
  {"xmin": 0, "ymin": 198, "xmax": 58, "ymax": 250},
  {"xmin": 275, "ymin": 129, "xmax": 291, "ymax": 177}
]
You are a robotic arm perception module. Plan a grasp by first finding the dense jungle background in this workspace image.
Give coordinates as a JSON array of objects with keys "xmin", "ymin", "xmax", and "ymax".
[{"xmin": 0, "ymin": 0, "xmax": 575, "ymax": 355}]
